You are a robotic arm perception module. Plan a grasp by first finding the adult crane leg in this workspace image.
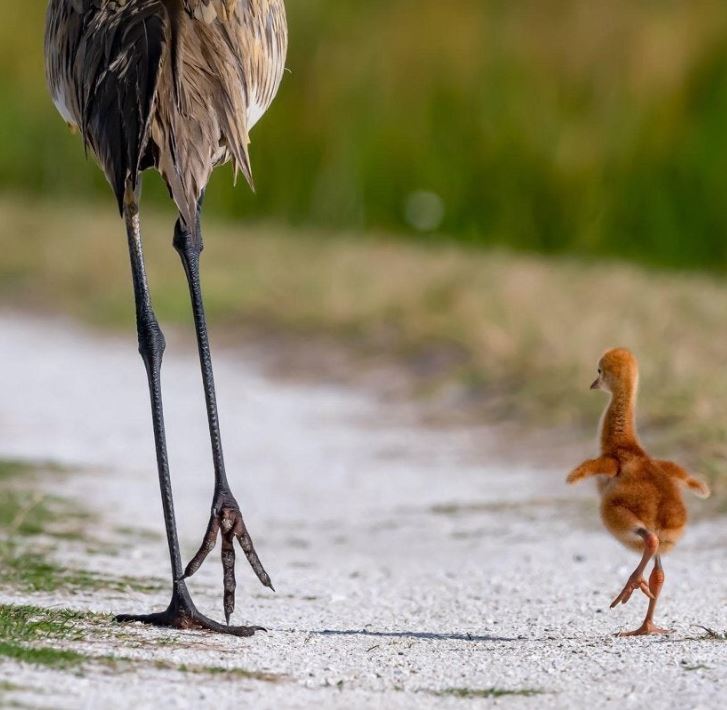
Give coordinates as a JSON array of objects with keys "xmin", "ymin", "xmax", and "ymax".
[
  {"xmin": 174, "ymin": 212, "xmax": 274, "ymax": 625},
  {"xmin": 115, "ymin": 184, "xmax": 263, "ymax": 636}
]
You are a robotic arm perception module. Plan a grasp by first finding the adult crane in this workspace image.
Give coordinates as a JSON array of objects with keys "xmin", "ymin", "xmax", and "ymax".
[{"xmin": 45, "ymin": 0, "xmax": 288, "ymax": 636}]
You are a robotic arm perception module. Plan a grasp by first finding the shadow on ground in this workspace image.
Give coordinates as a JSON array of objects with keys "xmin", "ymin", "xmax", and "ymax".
[{"xmin": 309, "ymin": 629, "xmax": 518, "ymax": 643}]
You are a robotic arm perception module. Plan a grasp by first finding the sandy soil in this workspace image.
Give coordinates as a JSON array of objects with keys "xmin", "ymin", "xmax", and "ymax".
[{"xmin": 0, "ymin": 312, "xmax": 725, "ymax": 709}]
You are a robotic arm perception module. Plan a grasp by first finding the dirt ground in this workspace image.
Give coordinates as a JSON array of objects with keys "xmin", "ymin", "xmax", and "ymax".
[{"xmin": 0, "ymin": 312, "xmax": 725, "ymax": 709}]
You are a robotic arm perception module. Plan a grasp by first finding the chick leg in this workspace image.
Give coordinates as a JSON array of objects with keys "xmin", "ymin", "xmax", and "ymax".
[
  {"xmin": 611, "ymin": 528, "xmax": 658, "ymax": 608},
  {"xmin": 619, "ymin": 556, "xmax": 671, "ymax": 636}
]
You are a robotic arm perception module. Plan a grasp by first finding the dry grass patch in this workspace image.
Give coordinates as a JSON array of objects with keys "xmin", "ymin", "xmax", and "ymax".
[{"xmin": 2, "ymin": 196, "xmax": 726, "ymax": 500}]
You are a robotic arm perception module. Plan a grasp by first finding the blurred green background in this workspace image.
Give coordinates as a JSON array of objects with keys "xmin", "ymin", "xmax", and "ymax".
[
  {"xmin": 5, "ymin": 0, "xmax": 727, "ymax": 268},
  {"xmin": 3, "ymin": 1, "xmax": 727, "ymax": 498}
]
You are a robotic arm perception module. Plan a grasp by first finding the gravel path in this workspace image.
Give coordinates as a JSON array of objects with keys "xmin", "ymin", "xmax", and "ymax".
[{"xmin": 0, "ymin": 312, "xmax": 725, "ymax": 709}]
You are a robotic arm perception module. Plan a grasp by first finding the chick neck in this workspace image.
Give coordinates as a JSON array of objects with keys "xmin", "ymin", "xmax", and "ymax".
[{"xmin": 600, "ymin": 377, "xmax": 640, "ymax": 452}]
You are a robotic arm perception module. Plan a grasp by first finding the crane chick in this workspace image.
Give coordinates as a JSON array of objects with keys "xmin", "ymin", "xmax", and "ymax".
[{"xmin": 567, "ymin": 348, "xmax": 710, "ymax": 636}]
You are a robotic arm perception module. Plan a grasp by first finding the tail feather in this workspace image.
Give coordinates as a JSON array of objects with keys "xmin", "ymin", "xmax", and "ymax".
[{"xmin": 71, "ymin": 4, "xmax": 166, "ymax": 213}]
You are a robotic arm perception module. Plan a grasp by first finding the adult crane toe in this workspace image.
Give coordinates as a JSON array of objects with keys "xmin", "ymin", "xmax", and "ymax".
[
  {"xmin": 184, "ymin": 494, "xmax": 274, "ymax": 624},
  {"xmin": 116, "ymin": 582, "xmax": 266, "ymax": 636}
]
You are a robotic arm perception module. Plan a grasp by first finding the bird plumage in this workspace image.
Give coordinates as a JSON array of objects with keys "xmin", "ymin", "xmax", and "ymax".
[
  {"xmin": 45, "ymin": 0, "xmax": 287, "ymax": 228},
  {"xmin": 44, "ymin": 0, "xmax": 287, "ymax": 635},
  {"xmin": 567, "ymin": 348, "xmax": 710, "ymax": 635}
]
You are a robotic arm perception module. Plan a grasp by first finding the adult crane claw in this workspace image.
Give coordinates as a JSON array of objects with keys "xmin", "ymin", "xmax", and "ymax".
[
  {"xmin": 184, "ymin": 494, "xmax": 275, "ymax": 624},
  {"xmin": 116, "ymin": 581, "xmax": 267, "ymax": 636}
]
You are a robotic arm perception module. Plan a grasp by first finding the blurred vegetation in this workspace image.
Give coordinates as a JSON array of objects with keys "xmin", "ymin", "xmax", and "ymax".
[
  {"xmin": 3, "ymin": 1, "xmax": 727, "ymax": 268},
  {"xmin": 2, "ymin": 197, "xmax": 727, "ymax": 502}
]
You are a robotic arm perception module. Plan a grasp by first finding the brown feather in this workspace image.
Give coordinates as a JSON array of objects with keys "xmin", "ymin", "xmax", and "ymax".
[
  {"xmin": 45, "ymin": 0, "xmax": 288, "ymax": 228},
  {"xmin": 567, "ymin": 348, "xmax": 710, "ymax": 555}
]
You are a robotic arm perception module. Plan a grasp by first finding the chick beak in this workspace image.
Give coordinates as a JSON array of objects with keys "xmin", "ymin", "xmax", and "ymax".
[{"xmin": 590, "ymin": 378, "xmax": 601, "ymax": 390}]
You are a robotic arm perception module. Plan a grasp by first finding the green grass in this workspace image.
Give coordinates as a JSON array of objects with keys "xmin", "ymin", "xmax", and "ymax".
[
  {"xmin": 0, "ymin": 463, "xmax": 279, "ymax": 684},
  {"xmin": 0, "ymin": 604, "xmax": 91, "ymax": 642},
  {"xmin": 0, "ymin": 460, "xmax": 37, "ymax": 481},
  {"xmin": 0, "ymin": 603, "xmax": 285, "ymax": 681},
  {"xmin": 0, "ymin": 490, "xmax": 86, "ymax": 538},
  {"xmin": 0, "ymin": 492, "xmax": 45, "ymax": 536},
  {"xmin": 0, "ymin": 604, "xmax": 99, "ymax": 669},
  {"xmin": 0, "ymin": 642, "xmax": 87, "ymax": 670},
  {"xmin": 0, "ymin": 460, "xmax": 66, "ymax": 476},
  {"xmin": 433, "ymin": 687, "xmax": 544, "ymax": 699},
  {"xmin": 166, "ymin": 663, "xmax": 285, "ymax": 683},
  {"xmin": 0, "ymin": 457, "xmax": 165, "ymax": 596},
  {"xmin": 5, "ymin": 2, "xmax": 727, "ymax": 268},
  {"xmin": 0, "ymin": 546, "xmax": 165, "ymax": 595},
  {"xmin": 0, "ymin": 645, "xmax": 287, "ymax": 680}
]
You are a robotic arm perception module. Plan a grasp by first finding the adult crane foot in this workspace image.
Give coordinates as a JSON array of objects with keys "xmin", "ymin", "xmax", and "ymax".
[
  {"xmin": 184, "ymin": 492, "xmax": 274, "ymax": 623},
  {"xmin": 115, "ymin": 584, "xmax": 265, "ymax": 637}
]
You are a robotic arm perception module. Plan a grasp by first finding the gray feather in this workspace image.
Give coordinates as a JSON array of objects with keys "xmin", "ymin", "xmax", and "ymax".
[{"xmin": 45, "ymin": 0, "xmax": 288, "ymax": 228}]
